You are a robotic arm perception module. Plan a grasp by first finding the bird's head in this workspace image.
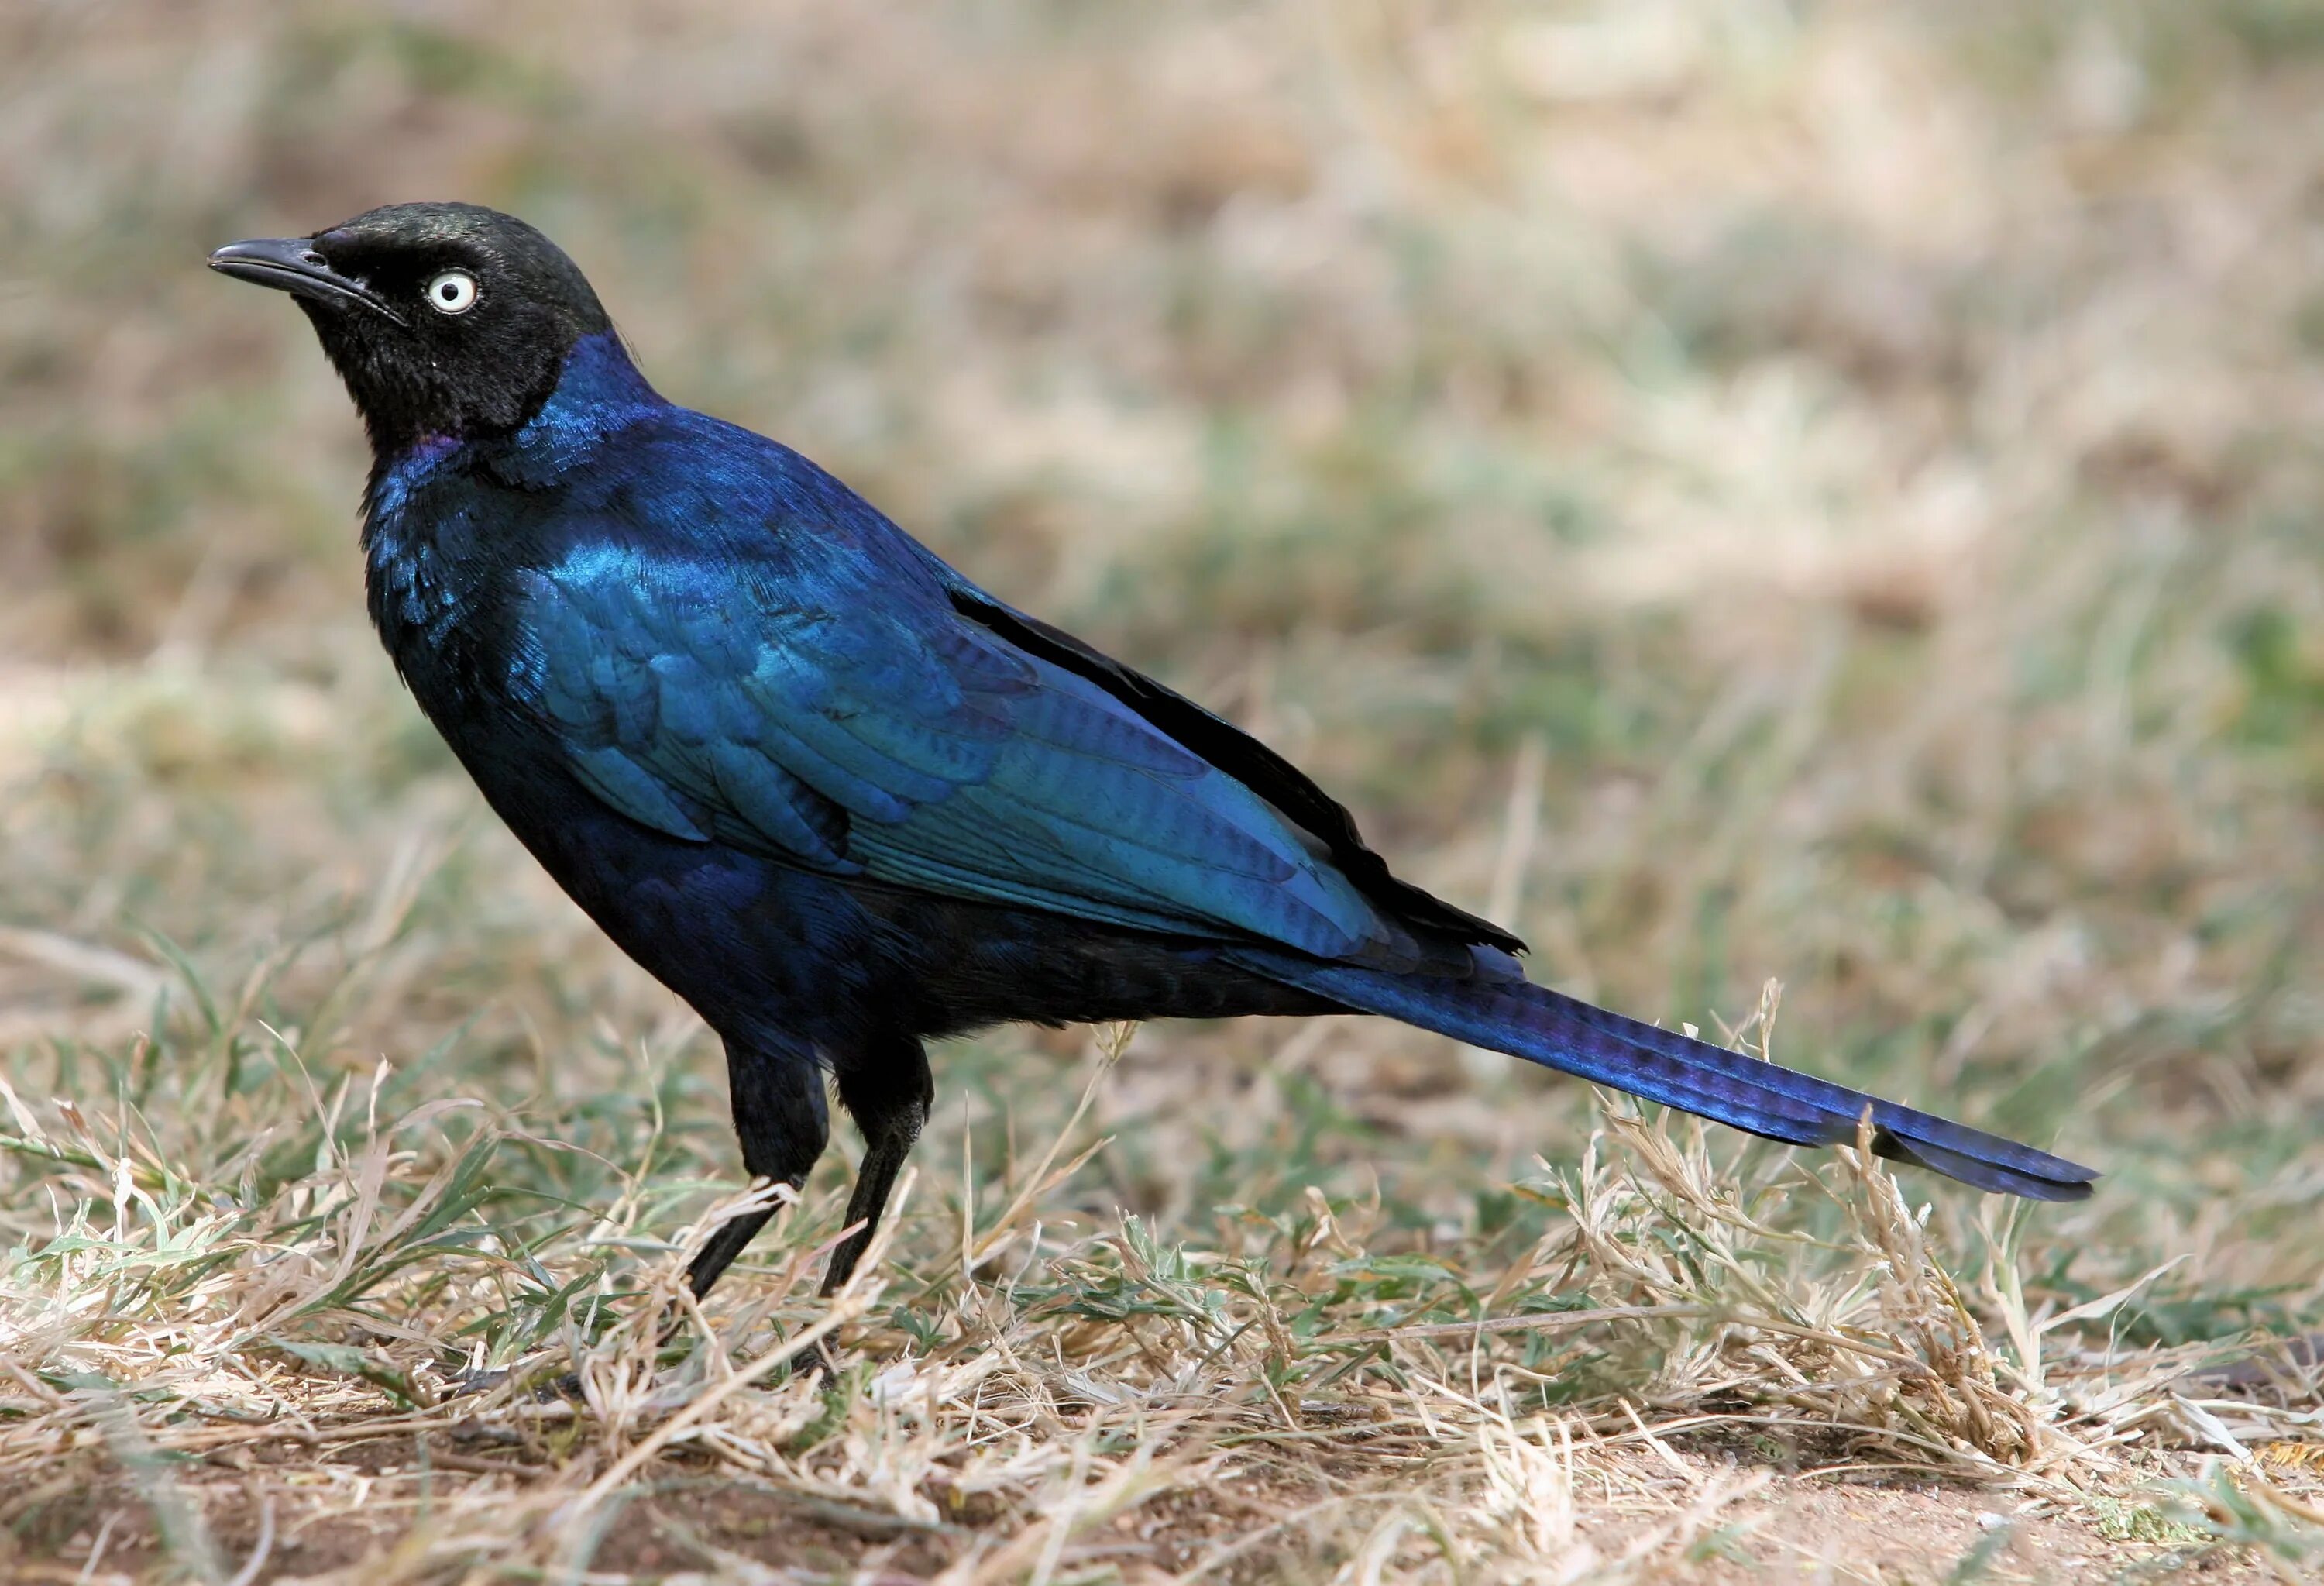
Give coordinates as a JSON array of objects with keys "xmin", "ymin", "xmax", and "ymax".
[{"xmin": 211, "ymin": 202, "xmax": 614, "ymax": 456}]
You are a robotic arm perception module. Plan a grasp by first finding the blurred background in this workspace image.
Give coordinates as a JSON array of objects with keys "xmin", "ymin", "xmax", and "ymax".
[{"xmin": 2, "ymin": 1, "xmax": 2319, "ymax": 1325}]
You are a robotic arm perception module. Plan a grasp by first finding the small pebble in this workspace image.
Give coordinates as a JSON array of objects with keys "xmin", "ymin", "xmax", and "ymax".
[{"xmin": 1975, "ymin": 1511, "xmax": 2006, "ymax": 1530}]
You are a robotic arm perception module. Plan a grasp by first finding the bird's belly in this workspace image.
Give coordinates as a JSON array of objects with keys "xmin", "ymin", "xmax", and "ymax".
[{"xmin": 474, "ymin": 778, "xmax": 892, "ymax": 1041}]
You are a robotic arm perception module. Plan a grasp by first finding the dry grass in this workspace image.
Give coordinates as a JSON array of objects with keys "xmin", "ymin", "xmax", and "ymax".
[{"xmin": 3, "ymin": 1, "xmax": 2322, "ymax": 1580}]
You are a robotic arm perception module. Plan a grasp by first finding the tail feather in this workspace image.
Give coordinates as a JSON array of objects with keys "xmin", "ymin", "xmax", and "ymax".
[{"xmin": 1233, "ymin": 951, "xmax": 2096, "ymax": 1202}]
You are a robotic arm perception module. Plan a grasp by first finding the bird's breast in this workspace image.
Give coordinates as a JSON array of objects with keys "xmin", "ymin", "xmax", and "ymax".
[{"xmin": 362, "ymin": 493, "xmax": 541, "ymax": 752}]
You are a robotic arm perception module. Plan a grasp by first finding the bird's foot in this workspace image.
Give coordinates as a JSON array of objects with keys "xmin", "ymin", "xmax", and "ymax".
[
  {"xmin": 441, "ymin": 1364, "xmax": 509, "ymax": 1399},
  {"xmin": 438, "ymin": 1361, "xmax": 591, "ymax": 1402}
]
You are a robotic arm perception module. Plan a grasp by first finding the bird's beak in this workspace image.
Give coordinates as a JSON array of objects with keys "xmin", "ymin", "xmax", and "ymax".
[{"xmin": 208, "ymin": 236, "xmax": 407, "ymax": 325}]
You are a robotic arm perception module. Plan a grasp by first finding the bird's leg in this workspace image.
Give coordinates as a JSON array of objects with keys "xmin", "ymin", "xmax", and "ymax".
[
  {"xmin": 689, "ymin": 1030, "xmax": 830, "ymax": 1300},
  {"xmin": 823, "ymin": 1035, "xmax": 934, "ymax": 1296},
  {"xmin": 685, "ymin": 1193, "xmax": 792, "ymax": 1299}
]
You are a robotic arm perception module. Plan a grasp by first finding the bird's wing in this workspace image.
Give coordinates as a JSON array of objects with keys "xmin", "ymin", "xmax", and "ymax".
[
  {"xmin": 935, "ymin": 580, "xmax": 1524, "ymax": 955},
  {"xmin": 513, "ymin": 538, "xmax": 1428, "ymax": 962}
]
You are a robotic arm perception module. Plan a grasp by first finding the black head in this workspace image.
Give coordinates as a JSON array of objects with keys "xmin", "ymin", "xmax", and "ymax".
[{"xmin": 211, "ymin": 202, "xmax": 614, "ymax": 456}]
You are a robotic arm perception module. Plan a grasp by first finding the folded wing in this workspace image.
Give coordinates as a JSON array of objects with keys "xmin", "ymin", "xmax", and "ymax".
[{"xmin": 515, "ymin": 541, "xmax": 1453, "ymax": 968}]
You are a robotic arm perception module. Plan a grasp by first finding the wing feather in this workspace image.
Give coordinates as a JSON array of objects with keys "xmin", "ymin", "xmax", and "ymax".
[{"xmin": 517, "ymin": 540, "xmax": 1415, "ymax": 962}]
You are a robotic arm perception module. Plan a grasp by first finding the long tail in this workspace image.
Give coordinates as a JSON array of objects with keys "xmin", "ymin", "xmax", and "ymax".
[{"xmin": 1231, "ymin": 951, "xmax": 2096, "ymax": 1200}]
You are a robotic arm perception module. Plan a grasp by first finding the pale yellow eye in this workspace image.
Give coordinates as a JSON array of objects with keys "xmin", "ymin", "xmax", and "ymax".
[{"xmin": 425, "ymin": 270, "xmax": 479, "ymax": 315}]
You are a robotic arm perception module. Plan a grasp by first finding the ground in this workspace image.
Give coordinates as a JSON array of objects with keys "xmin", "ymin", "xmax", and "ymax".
[
  {"xmin": 9, "ymin": 1427, "xmax": 2321, "ymax": 1582},
  {"xmin": 2, "ymin": 2, "xmax": 2322, "ymax": 1581}
]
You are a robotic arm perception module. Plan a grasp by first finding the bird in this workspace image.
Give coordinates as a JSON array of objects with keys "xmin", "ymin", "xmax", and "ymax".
[{"xmin": 211, "ymin": 202, "xmax": 2095, "ymax": 1301}]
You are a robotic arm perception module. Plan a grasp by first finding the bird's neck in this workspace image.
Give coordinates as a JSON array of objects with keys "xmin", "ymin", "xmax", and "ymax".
[
  {"xmin": 359, "ymin": 332, "xmax": 665, "ymax": 683},
  {"xmin": 473, "ymin": 331, "xmax": 666, "ymax": 487},
  {"xmin": 362, "ymin": 332, "xmax": 662, "ymax": 511}
]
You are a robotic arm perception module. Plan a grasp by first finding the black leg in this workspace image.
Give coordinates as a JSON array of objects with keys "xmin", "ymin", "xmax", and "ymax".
[
  {"xmin": 822, "ymin": 1034, "xmax": 933, "ymax": 1295},
  {"xmin": 688, "ymin": 1030, "xmax": 830, "ymax": 1299}
]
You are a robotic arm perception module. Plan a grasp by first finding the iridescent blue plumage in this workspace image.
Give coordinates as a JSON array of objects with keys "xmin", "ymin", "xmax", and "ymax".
[
  {"xmin": 383, "ymin": 335, "xmax": 1436, "ymax": 965},
  {"xmin": 218, "ymin": 203, "xmax": 2095, "ymax": 1300}
]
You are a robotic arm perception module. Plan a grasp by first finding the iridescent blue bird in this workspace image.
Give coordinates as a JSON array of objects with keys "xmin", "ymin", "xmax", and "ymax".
[{"xmin": 211, "ymin": 204, "xmax": 2095, "ymax": 1298}]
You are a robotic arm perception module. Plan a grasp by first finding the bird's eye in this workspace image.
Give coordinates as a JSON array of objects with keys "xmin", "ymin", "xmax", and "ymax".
[{"xmin": 425, "ymin": 270, "xmax": 480, "ymax": 315}]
